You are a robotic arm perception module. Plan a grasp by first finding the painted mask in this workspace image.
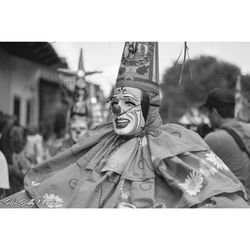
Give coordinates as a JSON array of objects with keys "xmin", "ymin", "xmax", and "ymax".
[
  {"xmin": 111, "ymin": 87, "xmax": 145, "ymax": 135},
  {"xmin": 69, "ymin": 117, "xmax": 88, "ymax": 142}
]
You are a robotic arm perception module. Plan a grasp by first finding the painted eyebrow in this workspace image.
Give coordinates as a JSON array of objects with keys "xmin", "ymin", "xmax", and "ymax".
[
  {"xmin": 123, "ymin": 94, "xmax": 138, "ymax": 101},
  {"xmin": 112, "ymin": 93, "xmax": 139, "ymax": 102}
]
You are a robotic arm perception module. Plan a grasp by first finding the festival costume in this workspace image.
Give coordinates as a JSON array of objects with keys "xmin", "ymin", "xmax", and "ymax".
[
  {"xmin": 0, "ymin": 42, "xmax": 248, "ymax": 208},
  {"xmin": 48, "ymin": 49, "xmax": 90, "ymax": 157}
]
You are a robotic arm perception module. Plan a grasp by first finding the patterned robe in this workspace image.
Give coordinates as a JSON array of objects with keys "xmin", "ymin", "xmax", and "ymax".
[{"xmin": 0, "ymin": 108, "xmax": 248, "ymax": 208}]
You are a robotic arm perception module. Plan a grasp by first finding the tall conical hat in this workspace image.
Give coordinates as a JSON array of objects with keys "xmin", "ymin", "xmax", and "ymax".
[
  {"xmin": 75, "ymin": 48, "xmax": 87, "ymax": 88},
  {"xmin": 78, "ymin": 49, "xmax": 85, "ymax": 74},
  {"xmin": 115, "ymin": 42, "xmax": 159, "ymax": 105}
]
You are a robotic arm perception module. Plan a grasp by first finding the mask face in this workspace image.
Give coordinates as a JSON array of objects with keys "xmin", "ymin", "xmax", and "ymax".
[
  {"xmin": 111, "ymin": 87, "xmax": 145, "ymax": 135},
  {"xmin": 69, "ymin": 118, "xmax": 88, "ymax": 142}
]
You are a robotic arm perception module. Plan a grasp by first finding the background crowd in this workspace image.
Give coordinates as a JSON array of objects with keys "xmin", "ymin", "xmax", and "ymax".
[{"xmin": 0, "ymin": 111, "xmax": 56, "ymax": 198}]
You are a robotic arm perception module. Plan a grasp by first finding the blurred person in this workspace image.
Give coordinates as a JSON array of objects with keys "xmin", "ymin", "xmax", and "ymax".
[
  {"xmin": 0, "ymin": 111, "xmax": 4, "ymax": 138},
  {"xmin": 0, "ymin": 114, "xmax": 16, "ymax": 163},
  {"xmin": 202, "ymin": 88, "xmax": 250, "ymax": 202},
  {"xmin": 46, "ymin": 49, "xmax": 91, "ymax": 158},
  {"xmin": 69, "ymin": 115, "xmax": 88, "ymax": 143},
  {"xmin": 0, "ymin": 150, "xmax": 10, "ymax": 199},
  {"xmin": 0, "ymin": 120, "xmax": 33, "ymax": 197},
  {"xmin": 49, "ymin": 114, "xmax": 88, "ymax": 157},
  {"xmin": 0, "ymin": 42, "xmax": 248, "ymax": 208},
  {"xmin": 3, "ymin": 126, "xmax": 31, "ymax": 196},
  {"xmin": 40, "ymin": 122, "xmax": 57, "ymax": 160},
  {"xmin": 25, "ymin": 125, "xmax": 45, "ymax": 164},
  {"xmin": 235, "ymin": 75, "xmax": 250, "ymax": 123}
]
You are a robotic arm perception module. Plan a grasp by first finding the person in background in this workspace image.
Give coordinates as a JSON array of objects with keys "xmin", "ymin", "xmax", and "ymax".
[
  {"xmin": 69, "ymin": 116, "xmax": 88, "ymax": 143},
  {"xmin": 0, "ymin": 119, "xmax": 33, "ymax": 197},
  {"xmin": 7, "ymin": 126, "xmax": 33, "ymax": 195},
  {"xmin": 202, "ymin": 88, "xmax": 250, "ymax": 203},
  {"xmin": 0, "ymin": 111, "xmax": 4, "ymax": 138},
  {"xmin": 0, "ymin": 113, "xmax": 36, "ymax": 198},
  {"xmin": 0, "ymin": 114, "xmax": 16, "ymax": 163},
  {"xmin": 25, "ymin": 125, "xmax": 45, "ymax": 165},
  {"xmin": 48, "ymin": 115, "xmax": 88, "ymax": 157},
  {"xmin": 0, "ymin": 150, "xmax": 10, "ymax": 199},
  {"xmin": 235, "ymin": 75, "xmax": 250, "ymax": 123}
]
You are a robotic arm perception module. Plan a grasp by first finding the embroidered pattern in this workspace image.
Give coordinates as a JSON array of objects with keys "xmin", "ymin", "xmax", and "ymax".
[
  {"xmin": 152, "ymin": 203, "xmax": 166, "ymax": 208},
  {"xmin": 31, "ymin": 181, "xmax": 40, "ymax": 186},
  {"xmin": 151, "ymin": 155, "xmax": 156, "ymax": 161},
  {"xmin": 136, "ymin": 65, "xmax": 150, "ymax": 75},
  {"xmin": 139, "ymin": 136, "xmax": 148, "ymax": 147},
  {"xmin": 199, "ymin": 159, "xmax": 218, "ymax": 177},
  {"xmin": 121, "ymin": 42, "xmax": 154, "ymax": 67},
  {"xmin": 117, "ymin": 202, "xmax": 136, "ymax": 208},
  {"xmin": 179, "ymin": 171, "xmax": 203, "ymax": 196},
  {"xmin": 205, "ymin": 151, "xmax": 230, "ymax": 171},
  {"xmin": 42, "ymin": 193, "xmax": 63, "ymax": 208},
  {"xmin": 119, "ymin": 180, "xmax": 130, "ymax": 200}
]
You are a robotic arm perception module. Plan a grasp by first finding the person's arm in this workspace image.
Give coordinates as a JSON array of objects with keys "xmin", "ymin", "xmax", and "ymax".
[{"xmin": 204, "ymin": 132, "xmax": 219, "ymax": 153}]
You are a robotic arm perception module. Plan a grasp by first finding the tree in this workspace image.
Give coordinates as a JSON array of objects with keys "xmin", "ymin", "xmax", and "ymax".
[{"xmin": 160, "ymin": 56, "xmax": 241, "ymax": 123}]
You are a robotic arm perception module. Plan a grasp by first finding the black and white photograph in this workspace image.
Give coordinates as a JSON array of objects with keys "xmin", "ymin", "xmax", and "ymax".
[
  {"xmin": 0, "ymin": 41, "xmax": 250, "ymax": 209},
  {"xmin": 1, "ymin": 1, "xmax": 250, "ymax": 249}
]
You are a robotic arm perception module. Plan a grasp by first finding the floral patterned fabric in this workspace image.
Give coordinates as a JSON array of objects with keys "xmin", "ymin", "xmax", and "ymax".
[{"xmin": 0, "ymin": 109, "xmax": 248, "ymax": 208}]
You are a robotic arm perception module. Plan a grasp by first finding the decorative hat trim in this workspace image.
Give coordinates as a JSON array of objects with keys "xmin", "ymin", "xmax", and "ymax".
[{"xmin": 116, "ymin": 77, "xmax": 159, "ymax": 94}]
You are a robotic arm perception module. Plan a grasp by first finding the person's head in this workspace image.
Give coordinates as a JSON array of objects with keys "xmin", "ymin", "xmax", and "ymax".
[
  {"xmin": 74, "ymin": 85, "xmax": 87, "ymax": 102},
  {"xmin": 111, "ymin": 42, "xmax": 160, "ymax": 136},
  {"xmin": 10, "ymin": 126, "xmax": 27, "ymax": 154},
  {"xmin": 201, "ymin": 88, "xmax": 235, "ymax": 128},
  {"xmin": 69, "ymin": 115, "xmax": 88, "ymax": 142},
  {"xmin": 111, "ymin": 87, "xmax": 149, "ymax": 135}
]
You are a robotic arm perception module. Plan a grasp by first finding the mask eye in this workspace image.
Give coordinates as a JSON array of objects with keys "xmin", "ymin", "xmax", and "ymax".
[{"xmin": 125, "ymin": 101, "xmax": 136, "ymax": 107}]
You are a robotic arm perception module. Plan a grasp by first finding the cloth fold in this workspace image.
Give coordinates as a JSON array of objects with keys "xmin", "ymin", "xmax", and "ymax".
[{"xmin": 22, "ymin": 118, "xmax": 247, "ymax": 208}]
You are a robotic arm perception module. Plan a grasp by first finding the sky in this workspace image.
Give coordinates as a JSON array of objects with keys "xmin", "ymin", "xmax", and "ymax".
[{"xmin": 53, "ymin": 42, "xmax": 250, "ymax": 97}]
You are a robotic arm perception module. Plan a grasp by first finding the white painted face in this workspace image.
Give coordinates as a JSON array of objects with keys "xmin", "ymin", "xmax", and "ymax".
[
  {"xmin": 69, "ymin": 117, "xmax": 88, "ymax": 142},
  {"xmin": 111, "ymin": 87, "xmax": 145, "ymax": 136}
]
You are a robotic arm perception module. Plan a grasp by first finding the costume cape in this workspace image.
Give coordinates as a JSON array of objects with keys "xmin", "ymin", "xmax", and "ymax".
[{"xmin": 0, "ymin": 111, "xmax": 248, "ymax": 208}]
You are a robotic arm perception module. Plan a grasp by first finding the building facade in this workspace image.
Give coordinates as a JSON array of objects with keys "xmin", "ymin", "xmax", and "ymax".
[{"xmin": 0, "ymin": 42, "xmax": 68, "ymax": 136}]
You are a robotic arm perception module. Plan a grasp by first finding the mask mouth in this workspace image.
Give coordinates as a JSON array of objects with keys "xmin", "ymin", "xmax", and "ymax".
[{"xmin": 115, "ymin": 118, "xmax": 130, "ymax": 129}]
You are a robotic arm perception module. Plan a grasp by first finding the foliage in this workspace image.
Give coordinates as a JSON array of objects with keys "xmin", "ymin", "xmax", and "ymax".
[{"xmin": 160, "ymin": 56, "xmax": 241, "ymax": 123}]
